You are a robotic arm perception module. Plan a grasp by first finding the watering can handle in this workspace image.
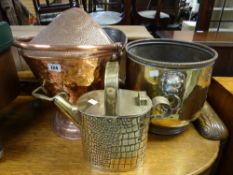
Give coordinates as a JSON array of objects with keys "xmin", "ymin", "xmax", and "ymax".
[
  {"xmin": 32, "ymin": 86, "xmax": 56, "ymax": 102},
  {"xmin": 104, "ymin": 60, "xmax": 119, "ymax": 116}
]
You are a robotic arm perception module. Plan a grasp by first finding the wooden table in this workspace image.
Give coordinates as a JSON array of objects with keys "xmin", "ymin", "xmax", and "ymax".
[
  {"xmin": 11, "ymin": 25, "xmax": 153, "ymax": 40},
  {"xmin": 0, "ymin": 96, "xmax": 219, "ymax": 175},
  {"xmin": 156, "ymin": 31, "xmax": 233, "ymax": 47},
  {"xmin": 207, "ymin": 77, "xmax": 233, "ymax": 175},
  {"xmin": 6, "ymin": 26, "xmax": 221, "ymax": 174},
  {"xmin": 156, "ymin": 31, "xmax": 233, "ymax": 76},
  {"xmin": 213, "ymin": 77, "xmax": 233, "ymax": 94}
]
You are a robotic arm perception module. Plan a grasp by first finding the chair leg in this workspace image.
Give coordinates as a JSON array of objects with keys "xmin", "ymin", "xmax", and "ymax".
[{"xmin": 0, "ymin": 143, "xmax": 3, "ymax": 159}]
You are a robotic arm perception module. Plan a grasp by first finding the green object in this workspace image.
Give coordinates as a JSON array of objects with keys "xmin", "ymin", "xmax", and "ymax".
[{"xmin": 0, "ymin": 22, "xmax": 13, "ymax": 53}]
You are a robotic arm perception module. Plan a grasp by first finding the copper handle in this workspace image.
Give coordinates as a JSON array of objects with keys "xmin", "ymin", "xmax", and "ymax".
[
  {"xmin": 13, "ymin": 37, "xmax": 122, "ymax": 52},
  {"xmin": 21, "ymin": 49, "xmax": 116, "ymax": 60}
]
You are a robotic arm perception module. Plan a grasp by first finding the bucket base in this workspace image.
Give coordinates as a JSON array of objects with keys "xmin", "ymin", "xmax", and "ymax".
[
  {"xmin": 149, "ymin": 124, "xmax": 189, "ymax": 135},
  {"xmin": 149, "ymin": 118, "xmax": 190, "ymax": 135},
  {"xmin": 53, "ymin": 110, "xmax": 81, "ymax": 140}
]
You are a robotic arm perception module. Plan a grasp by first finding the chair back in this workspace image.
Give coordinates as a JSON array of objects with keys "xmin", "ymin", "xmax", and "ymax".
[
  {"xmin": 32, "ymin": 0, "xmax": 80, "ymax": 24},
  {"xmin": 82, "ymin": 0, "xmax": 126, "ymax": 25},
  {"xmin": 83, "ymin": 0, "xmax": 124, "ymax": 13},
  {"xmin": 132, "ymin": 0, "xmax": 180, "ymax": 25}
]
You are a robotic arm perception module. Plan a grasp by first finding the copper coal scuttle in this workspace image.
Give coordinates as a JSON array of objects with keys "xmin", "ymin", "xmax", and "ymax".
[
  {"xmin": 13, "ymin": 8, "xmax": 227, "ymax": 171},
  {"xmin": 14, "ymin": 8, "xmax": 126, "ymax": 140}
]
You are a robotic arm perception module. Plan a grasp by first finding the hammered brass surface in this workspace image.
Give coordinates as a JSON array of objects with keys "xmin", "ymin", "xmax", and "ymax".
[{"xmin": 0, "ymin": 96, "xmax": 219, "ymax": 175}]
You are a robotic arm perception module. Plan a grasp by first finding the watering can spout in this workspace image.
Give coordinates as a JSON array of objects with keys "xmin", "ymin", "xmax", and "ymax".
[
  {"xmin": 32, "ymin": 86, "xmax": 80, "ymax": 127},
  {"xmin": 53, "ymin": 95, "xmax": 80, "ymax": 126}
]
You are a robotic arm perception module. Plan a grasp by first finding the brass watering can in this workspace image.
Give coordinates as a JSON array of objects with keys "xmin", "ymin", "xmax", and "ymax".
[{"xmin": 32, "ymin": 61, "xmax": 172, "ymax": 171}]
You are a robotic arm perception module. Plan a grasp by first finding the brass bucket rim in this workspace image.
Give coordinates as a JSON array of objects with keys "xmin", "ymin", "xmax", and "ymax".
[{"xmin": 125, "ymin": 39, "xmax": 218, "ymax": 69}]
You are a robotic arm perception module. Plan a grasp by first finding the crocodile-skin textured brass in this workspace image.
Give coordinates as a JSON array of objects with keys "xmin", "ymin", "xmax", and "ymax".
[
  {"xmin": 32, "ymin": 87, "xmax": 153, "ymax": 171},
  {"xmin": 80, "ymin": 111, "xmax": 150, "ymax": 171},
  {"xmin": 75, "ymin": 88, "xmax": 153, "ymax": 171},
  {"xmin": 194, "ymin": 102, "xmax": 229, "ymax": 140}
]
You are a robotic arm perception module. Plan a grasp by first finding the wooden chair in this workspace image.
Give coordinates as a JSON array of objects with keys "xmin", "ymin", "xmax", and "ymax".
[
  {"xmin": 32, "ymin": 0, "xmax": 80, "ymax": 25},
  {"xmin": 132, "ymin": 0, "xmax": 181, "ymax": 31},
  {"xmin": 82, "ymin": 0, "xmax": 125, "ymax": 25}
]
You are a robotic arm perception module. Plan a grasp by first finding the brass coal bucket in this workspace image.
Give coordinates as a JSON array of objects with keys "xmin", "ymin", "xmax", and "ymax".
[
  {"xmin": 31, "ymin": 61, "xmax": 171, "ymax": 171},
  {"xmin": 126, "ymin": 39, "xmax": 218, "ymax": 135}
]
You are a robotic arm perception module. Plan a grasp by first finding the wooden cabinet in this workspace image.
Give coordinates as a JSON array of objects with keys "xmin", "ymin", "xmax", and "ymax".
[
  {"xmin": 196, "ymin": 0, "xmax": 233, "ymax": 31},
  {"xmin": 209, "ymin": 0, "xmax": 233, "ymax": 32}
]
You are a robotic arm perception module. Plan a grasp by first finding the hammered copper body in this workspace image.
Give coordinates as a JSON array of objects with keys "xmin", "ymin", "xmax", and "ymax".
[
  {"xmin": 14, "ymin": 8, "xmax": 123, "ymax": 103},
  {"xmin": 13, "ymin": 8, "xmax": 125, "ymax": 140}
]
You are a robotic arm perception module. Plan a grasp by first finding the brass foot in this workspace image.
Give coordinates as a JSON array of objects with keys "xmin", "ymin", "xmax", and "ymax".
[{"xmin": 194, "ymin": 102, "xmax": 228, "ymax": 141}]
